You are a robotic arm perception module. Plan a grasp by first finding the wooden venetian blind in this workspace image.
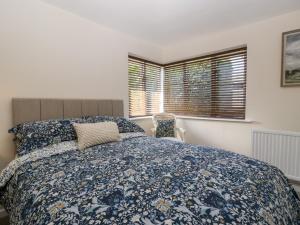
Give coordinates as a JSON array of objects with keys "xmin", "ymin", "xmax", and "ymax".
[
  {"xmin": 164, "ymin": 47, "xmax": 247, "ymax": 119},
  {"xmin": 128, "ymin": 56, "xmax": 162, "ymax": 117}
]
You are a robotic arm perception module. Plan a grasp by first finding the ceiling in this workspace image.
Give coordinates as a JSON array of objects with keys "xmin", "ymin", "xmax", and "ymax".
[{"xmin": 43, "ymin": 0, "xmax": 300, "ymax": 45}]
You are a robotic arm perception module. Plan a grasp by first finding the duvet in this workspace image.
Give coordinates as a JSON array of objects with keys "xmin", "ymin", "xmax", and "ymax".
[{"xmin": 0, "ymin": 133, "xmax": 299, "ymax": 225}]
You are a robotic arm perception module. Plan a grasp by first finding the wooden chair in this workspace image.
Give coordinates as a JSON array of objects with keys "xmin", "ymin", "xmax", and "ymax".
[{"xmin": 151, "ymin": 113, "xmax": 186, "ymax": 142}]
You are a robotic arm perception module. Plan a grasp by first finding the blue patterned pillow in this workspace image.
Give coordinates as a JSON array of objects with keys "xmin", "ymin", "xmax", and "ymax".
[
  {"xmin": 83, "ymin": 115, "xmax": 114, "ymax": 123},
  {"xmin": 155, "ymin": 119, "xmax": 175, "ymax": 138},
  {"xmin": 82, "ymin": 116, "xmax": 144, "ymax": 133},
  {"xmin": 9, "ymin": 118, "xmax": 83, "ymax": 156},
  {"xmin": 115, "ymin": 117, "xmax": 144, "ymax": 133}
]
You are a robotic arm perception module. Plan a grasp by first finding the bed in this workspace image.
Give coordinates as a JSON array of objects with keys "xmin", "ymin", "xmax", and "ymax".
[{"xmin": 0, "ymin": 98, "xmax": 299, "ymax": 225}]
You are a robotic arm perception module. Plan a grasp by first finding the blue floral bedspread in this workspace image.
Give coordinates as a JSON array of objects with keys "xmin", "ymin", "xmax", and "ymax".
[{"xmin": 0, "ymin": 134, "xmax": 299, "ymax": 225}]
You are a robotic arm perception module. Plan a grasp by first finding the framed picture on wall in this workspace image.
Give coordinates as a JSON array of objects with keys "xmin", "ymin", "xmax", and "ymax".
[{"xmin": 281, "ymin": 29, "xmax": 300, "ymax": 87}]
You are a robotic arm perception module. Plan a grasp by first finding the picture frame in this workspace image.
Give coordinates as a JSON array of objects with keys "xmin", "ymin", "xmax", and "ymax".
[{"xmin": 281, "ymin": 29, "xmax": 300, "ymax": 87}]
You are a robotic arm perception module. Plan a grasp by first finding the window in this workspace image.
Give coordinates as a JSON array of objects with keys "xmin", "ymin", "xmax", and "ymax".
[
  {"xmin": 128, "ymin": 47, "xmax": 247, "ymax": 119},
  {"xmin": 164, "ymin": 47, "xmax": 247, "ymax": 119},
  {"xmin": 128, "ymin": 56, "xmax": 162, "ymax": 117}
]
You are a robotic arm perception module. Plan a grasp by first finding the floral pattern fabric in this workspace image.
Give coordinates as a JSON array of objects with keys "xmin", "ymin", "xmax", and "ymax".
[
  {"xmin": 0, "ymin": 135, "xmax": 299, "ymax": 225},
  {"xmin": 9, "ymin": 118, "xmax": 82, "ymax": 156},
  {"xmin": 9, "ymin": 117, "xmax": 144, "ymax": 156},
  {"xmin": 89, "ymin": 116, "xmax": 144, "ymax": 133},
  {"xmin": 156, "ymin": 119, "xmax": 175, "ymax": 138}
]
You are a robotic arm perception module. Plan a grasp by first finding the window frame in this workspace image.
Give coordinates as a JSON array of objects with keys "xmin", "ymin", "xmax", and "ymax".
[
  {"xmin": 128, "ymin": 46, "xmax": 247, "ymax": 120},
  {"xmin": 128, "ymin": 55, "xmax": 163, "ymax": 118},
  {"xmin": 163, "ymin": 46, "xmax": 247, "ymax": 120}
]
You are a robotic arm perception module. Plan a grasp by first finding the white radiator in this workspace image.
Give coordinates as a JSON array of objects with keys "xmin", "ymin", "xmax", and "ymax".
[{"xmin": 252, "ymin": 129, "xmax": 300, "ymax": 181}]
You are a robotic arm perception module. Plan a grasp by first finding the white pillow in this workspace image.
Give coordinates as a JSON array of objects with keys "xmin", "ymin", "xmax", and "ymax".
[{"xmin": 73, "ymin": 122, "xmax": 120, "ymax": 150}]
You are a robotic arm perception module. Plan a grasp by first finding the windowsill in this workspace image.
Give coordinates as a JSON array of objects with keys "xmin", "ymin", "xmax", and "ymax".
[
  {"xmin": 176, "ymin": 116, "xmax": 254, "ymax": 123},
  {"xmin": 130, "ymin": 116, "xmax": 254, "ymax": 123},
  {"xmin": 130, "ymin": 116, "xmax": 152, "ymax": 121}
]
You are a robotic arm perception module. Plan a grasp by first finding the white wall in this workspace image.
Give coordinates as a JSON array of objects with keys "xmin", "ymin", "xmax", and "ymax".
[
  {"xmin": 0, "ymin": 0, "xmax": 162, "ymax": 168},
  {"xmin": 157, "ymin": 10, "xmax": 300, "ymax": 156}
]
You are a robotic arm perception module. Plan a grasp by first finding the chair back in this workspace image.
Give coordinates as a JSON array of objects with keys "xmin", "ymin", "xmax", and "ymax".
[{"xmin": 152, "ymin": 113, "xmax": 176, "ymax": 128}]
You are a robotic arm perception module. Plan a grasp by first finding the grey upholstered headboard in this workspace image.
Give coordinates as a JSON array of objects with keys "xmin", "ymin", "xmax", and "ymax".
[{"xmin": 12, "ymin": 98, "xmax": 124, "ymax": 126}]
